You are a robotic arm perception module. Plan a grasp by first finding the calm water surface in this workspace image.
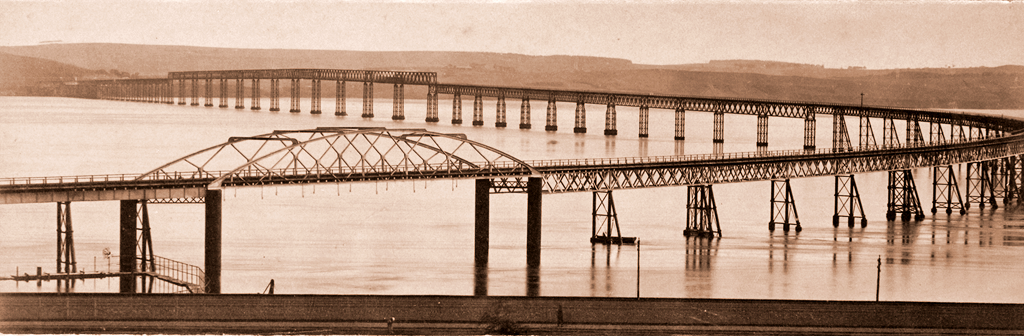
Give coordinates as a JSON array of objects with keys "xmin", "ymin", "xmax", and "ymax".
[{"xmin": 2, "ymin": 96, "xmax": 1024, "ymax": 303}]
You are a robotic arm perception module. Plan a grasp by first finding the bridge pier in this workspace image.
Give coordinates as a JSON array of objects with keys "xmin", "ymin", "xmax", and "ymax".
[
  {"xmin": 674, "ymin": 106, "xmax": 685, "ymax": 140},
  {"xmin": 685, "ymin": 185, "xmax": 721, "ymax": 238},
  {"xmin": 452, "ymin": 92, "xmax": 462, "ymax": 124},
  {"xmin": 907, "ymin": 117, "xmax": 925, "ymax": 146},
  {"xmin": 290, "ymin": 79, "xmax": 301, "ymax": 113},
  {"xmin": 362, "ymin": 81, "xmax": 373, "ymax": 118},
  {"xmin": 756, "ymin": 112, "xmax": 769, "ymax": 151},
  {"xmin": 178, "ymin": 80, "xmax": 186, "ymax": 105},
  {"xmin": 803, "ymin": 112, "xmax": 815, "ymax": 151},
  {"xmin": 472, "ymin": 94, "xmax": 483, "ymax": 126},
  {"xmin": 833, "ymin": 112, "xmax": 853, "ymax": 152},
  {"xmin": 190, "ymin": 79, "xmax": 198, "ymax": 106},
  {"xmin": 591, "ymin": 191, "xmax": 635, "ymax": 244},
  {"xmin": 713, "ymin": 111, "xmax": 724, "ymax": 145},
  {"xmin": 545, "ymin": 99, "xmax": 557, "ymax": 132},
  {"xmin": 119, "ymin": 200, "xmax": 137, "ymax": 293},
  {"xmin": 204, "ymin": 79, "xmax": 213, "ymax": 107},
  {"xmin": 218, "ymin": 79, "xmax": 228, "ymax": 108},
  {"xmin": 932, "ymin": 165, "xmax": 966, "ymax": 215},
  {"xmin": 833, "ymin": 175, "xmax": 867, "ymax": 228},
  {"xmin": 989, "ymin": 158, "xmax": 1007, "ymax": 207},
  {"xmin": 495, "ymin": 94, "xmax": 507, "ymax": 127},
  {"xmin": 204, "ymin": 189, "xmax": 222, "ymax": 294},
  {"xmin": 475, "ymin": 179, "xmax": 490, "ymax": 271},
  {"xmin": 573, "ymin": 101, "xmax": 586, "ymax": 133},
  {"xmin": 526, "ymin": 177, "xmax": 543, "ymax": 268},
  {"xmin": 768, "ymin": 179, "xmax": 800, "ymax": 232},
  {"xmin": 336, "ymin": 80, "xmax": 346, "ymax": 116},
  {"xmin": 952, "ymin": 123, "xmax": 968, "ymax": 143},
  {"xmin": 235, "ymin": 79, "xmax": 245, "ymax": 109},
  {"xmin": 392, "ymin": 83, "xmax": 405, "ymax": 120},
  {"xmin": 638, "ymin": 104, "xmax": 649, "ymax": 138},
  {"xmin": 519, "ymin": 99, "xmax": 531, "ymax": 129},
  {"xmin": 57, "ymin": 202, "xmax": 76, "ymax": 277},
  {"xmin": 882, "ymin": 117, "xmax": 899, "ymax": 148},
  {"xmin": 251, "ymin": 79, "xmax": 261, "ymax": 110},
  {"xmin": 310, "ymin": 79, "xmax": 322, "ymax": 114},
  {"xmin": 269, "ymin": 79, "xmax": 280, "ymax": 112},
  {"xmin": 966, "ymin": 162, "xmax": 991, "ymax": 209},
  {"xmin": 426, "ymin": 85, "xmax": 439, "ymax": 122},
  {"xmin": 886, "ymin": 170, "xmax": 925, "ymax": 221},
  {"xmin": 859, "ymin": 115, "xmax": 876, "ymax": 149},
  {"xmin": 605, "ymin": 100, "xmax": 617, "ymax": 136}
]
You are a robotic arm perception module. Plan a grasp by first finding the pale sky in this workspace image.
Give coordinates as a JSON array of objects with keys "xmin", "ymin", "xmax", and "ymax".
[{"xmin": 1, "ymin": 0, "xmax": 1021, "ymax": 69}]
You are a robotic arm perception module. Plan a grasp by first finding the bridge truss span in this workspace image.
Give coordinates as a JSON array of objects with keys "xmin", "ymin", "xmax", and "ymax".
[
  {"xmin": 488, "ymin": 134, "xmax": 1024, "ymax": 194},
  {"xmin": 136, "ymin": 127, "xmax": 538, "ymax": 189}
]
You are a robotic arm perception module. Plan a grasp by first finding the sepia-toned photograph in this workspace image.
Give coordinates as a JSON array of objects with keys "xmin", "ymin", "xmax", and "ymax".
[{"xmin": 1, "ymin": 0, "xmax": 1023, "ymax": 334}]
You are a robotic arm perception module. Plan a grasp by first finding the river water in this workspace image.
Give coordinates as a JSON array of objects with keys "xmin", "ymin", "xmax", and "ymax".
[{"xmin": 2, "ymin": 96, "xmax": 1024, "ymax": 303}]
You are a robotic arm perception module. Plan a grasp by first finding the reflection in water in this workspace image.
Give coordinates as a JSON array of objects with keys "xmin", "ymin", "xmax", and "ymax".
[
  {"xmin": 638, "ymin": 139, "xmax": 648, "ymax": 157},
  {"xmin": 605, "ymin": 137, "xmax": 615, "ymax": 155},
  {"xmin": 589, "ymin": 244, "xmax": 622, "ymax": 297},
  {"xmin": 527, "ymin": 266, "xmax": 539, "ymax": 297},
  {"xmin": 685, "ymin": 236, "xmax": 718, "ymax": 298},
  {"xmin": 574, "ymin": 135, "xmax": 586, "ymax": 155},
  {"xmin": 674, "ymin": 141, "xmax": 685, "ymax": 156}
]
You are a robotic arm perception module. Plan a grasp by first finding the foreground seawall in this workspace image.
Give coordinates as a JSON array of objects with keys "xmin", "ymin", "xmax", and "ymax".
[{"xmin": 2, "ymin": 293, "xmax": 1023, "ymax": 334}]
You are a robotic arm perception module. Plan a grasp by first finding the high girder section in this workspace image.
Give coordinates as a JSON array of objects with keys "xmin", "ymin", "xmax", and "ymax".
[{"xmin": 168, "ymin": 69, "xmax": 437, "ymax": 85}]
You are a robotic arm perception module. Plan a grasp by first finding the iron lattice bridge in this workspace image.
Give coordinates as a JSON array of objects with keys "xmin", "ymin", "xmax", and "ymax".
[
  {"xmin": 3, "ymin": 126, "xmax": 1023, "ymax": 200},
  {"xmin": 16, "ymin": 68, "xmax": 1024, "ymax": 294}
]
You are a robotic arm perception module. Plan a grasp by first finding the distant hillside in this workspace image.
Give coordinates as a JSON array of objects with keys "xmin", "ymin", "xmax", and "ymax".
[
  {"xmin": 0, "ymin": 51, "xmax": 120, "ymax": 94},
  {"xmin": 1, "ymin": 43, "xmax": 1021, "ymax": 109}
]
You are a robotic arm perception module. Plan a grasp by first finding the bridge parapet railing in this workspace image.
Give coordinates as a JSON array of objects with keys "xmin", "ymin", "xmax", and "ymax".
[
  {"xmin": 0, "ymin": 173, "xmax": 148, "ymax": 187},
  {"xmin": 524, "ymin": 140, "xmax": 969, "ymax": 169}
]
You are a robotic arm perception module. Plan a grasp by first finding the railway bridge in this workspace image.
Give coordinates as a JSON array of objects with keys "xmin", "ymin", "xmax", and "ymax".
[{"xmin": 13, "ymin": 69, "xmax": 1024, "ymax": 295}]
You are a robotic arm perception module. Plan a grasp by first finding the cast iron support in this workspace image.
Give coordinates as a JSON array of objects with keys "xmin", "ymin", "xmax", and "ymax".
[
  {"xmin": 966, "ymin": 162, "xmax": 990, "ymax": 209},
  {"xmin": 204, "ymin": 79, "xmax": 213, "ymax": 107},
  {"xmin": 526, "ymin": 177, "xmax": 543, "ymax": 268},
  {"xmin": 310, "ymin": 79, "xmax": 322, "ymax": 114},
  {"xmin": 674, "ymin": 105, "xmax": 686, "ymax": 141},
  {"xmin": 474, "ymin": 179, "xmax": 490, "ymax": 268},
  {"xmin": 119, "ymin": 200, "xmax": 137, "ymax": 293},
  {"xmin": 932, "ymin": 165, "xmax": 966, "ymax": 215},
  {"xmin": 832, "ymin": 112, "xmax": 852, "ymax": 152},
  {"xmin": 713, "ymin": 111, "xmax": 724, "ymax": 144},
  {"xmin": 756, "ymin": 112, "xmax": 769, "ymax": 151},
  {"xmin": 425, "ymin": 85, "xmax": 438, "ymax": 122},
  {"xmin": 451, "ymin": 92, "xmax": 462, "ymax": 124},
  {"xmin": 57, "ymin": 202, "xmax": 76, "ymax": 275},
  {"xmin": 392, "ymin": 83, "xmax": 405, "ymax": 120},
  {"xmin": 235, "ymin": 79, "xmax": 245, "ymax": 109},
  {"xmin": 205, "ymin": 189, "xmax": 222, "ymax": 294},
  {"xmin": 519, "ymin": 99, "xmax": 531, "ymax": 129},
  {"xmin": 768, "ymin": 179, "xmax": 801, "ymax": 232},
  {"xmin": 574, "ymin": 100, "xmax": 587, "ymax": 133},
  {"xmin": 685, "ymin": 185, "xmax": 722, "ymax": 238},
  {"xmin": 269, "ymin": 78, "xmax": 280, "ymax": 112},
  {"xmin": 604, "ymin": 97, "xmax": 617, "ymax": 136},
  {"xmin": 495, "ymin": 93, "xmax": 507, "ymax": 127},
  {"xmin": 218, "ymin": 79, "xmax": 228, "ymax": 108},
  {"xmin": 289, "ymin": 79, "xmax": 301, "ymax": 113},
  {"xmin": 638, "ymin": 104, "xmax": 649, "ymax": 138},
  {"xmin": 833, "ymin": 175, "xmax": 868, "ymax": 228},
  {"xmin": 472, "ymin": 94, "xmax": 483, "ymax": 125},
  {"xmin": 886, "ymin": 170, "xmax": 925, "ymax": 221},
  {"xmin": 361, "ymin": 81, "xmax": 373, "ymax": 117},
  {"xmin": 250, "ymin": 79, "xmax": 261, "ymax": 110},
  {"xmin": 545, "ymin": 98, "xmax": 558, "ymax": 131},
  {"xmin": 803, "ymin": 110, "xmax": 815, "ymax": 151},
  {"xmin": 336, "ymin": 80, "xmax": 347, "ymax": 116}
]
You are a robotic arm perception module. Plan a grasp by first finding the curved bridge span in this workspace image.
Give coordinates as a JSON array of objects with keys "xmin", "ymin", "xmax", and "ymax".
[{"xmin": 17, "ymin": 68, "xmax": 1024, "ymax": 295}]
